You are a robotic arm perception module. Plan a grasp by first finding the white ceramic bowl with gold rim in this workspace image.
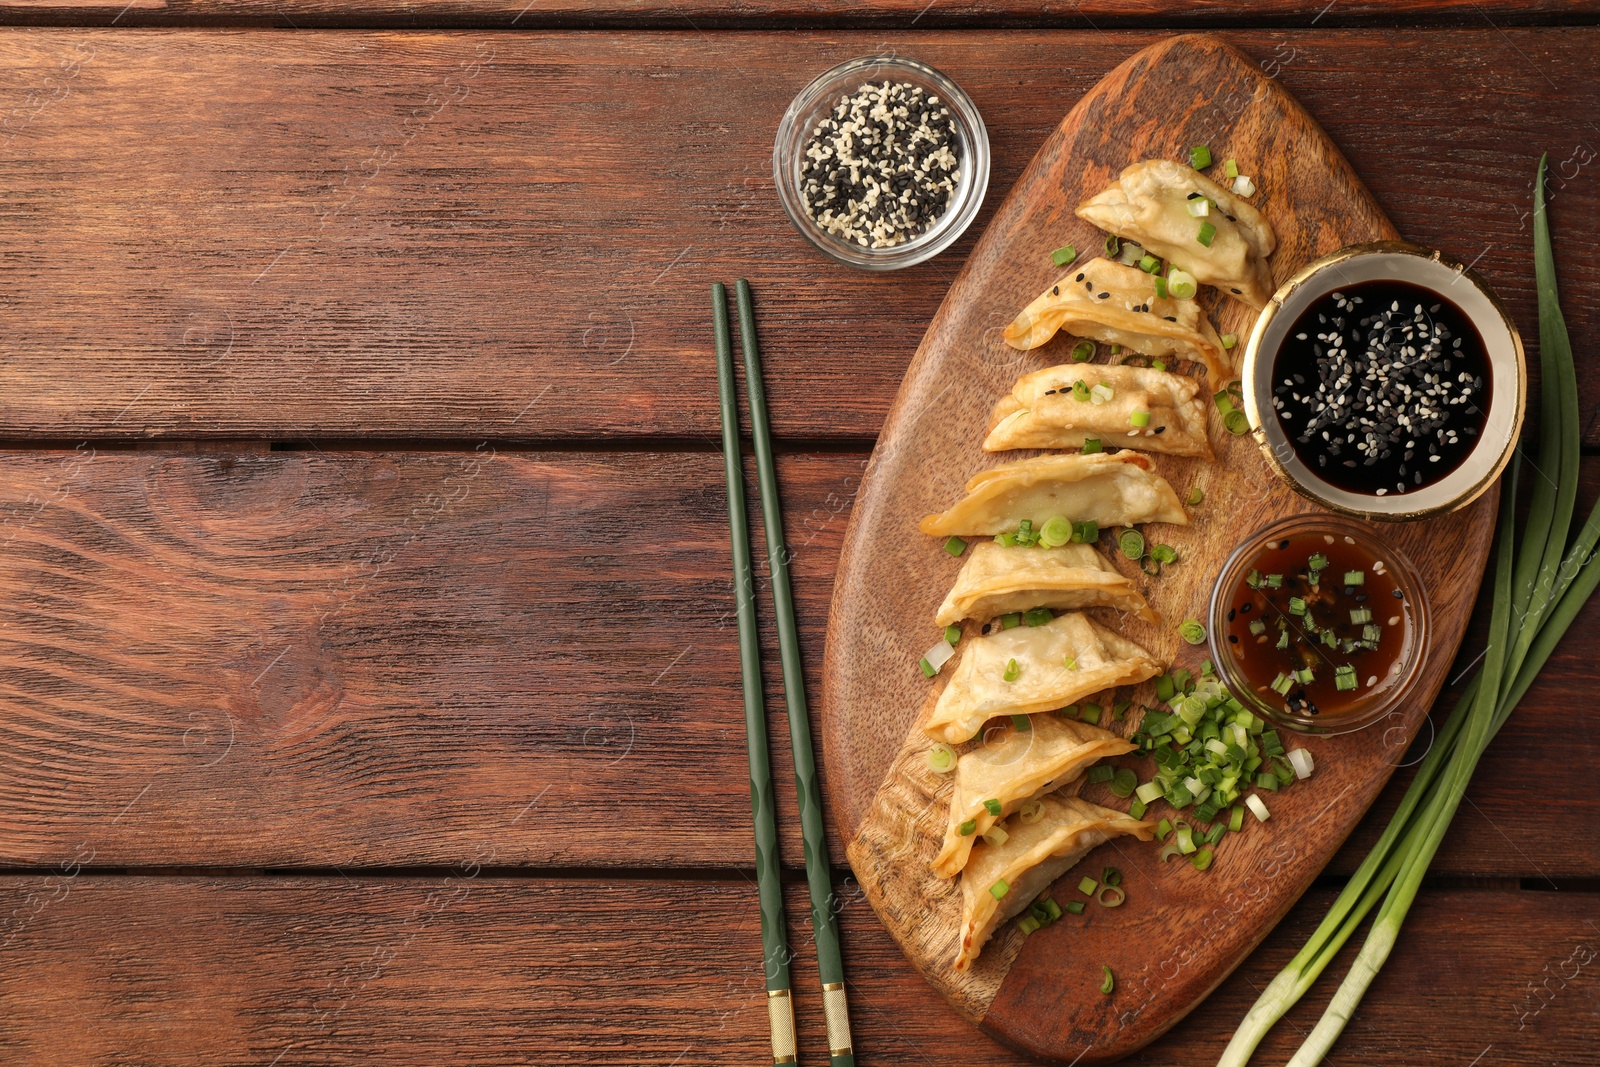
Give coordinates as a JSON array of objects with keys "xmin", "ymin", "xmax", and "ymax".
[{"xmin": 1240, "ymin": 241, "xmax": 1526, "ymax": 522}]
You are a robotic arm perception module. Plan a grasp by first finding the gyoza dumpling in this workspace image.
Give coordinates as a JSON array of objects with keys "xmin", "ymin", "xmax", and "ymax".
[
  {"xmin": 932, "ymin": 715, "xmax": 1135, "ymax": 879},
  {"xmin": 918, "ymin": 452, "xmax": 1188, "ymax": 539},
  {"xmin": 935, "ymin": 540, "xmax": 1156, "ymax": 627},
  {"xmin": 955, "ymin": 794, "xmax": 1155, "ymax": 970},
  {"xmin": 1002, "ymin": 257, "xmax": 1231, "ymax": 382},
  {"xmin": 984, "ymin": 362, "xmax": 1213, "ymax": 459},
  {"xmin": 1077, "ymin": 159, "xmax": 1277, "ymax": 308},
  {"xmin": 924, "ymin": 611, "xmax": 1162, "ymax": 744}
]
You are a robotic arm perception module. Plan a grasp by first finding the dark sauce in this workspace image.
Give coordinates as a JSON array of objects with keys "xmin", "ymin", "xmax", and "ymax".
[
  {"xmin": 1223, "ymin": 531, "xmax": 1417, "ymax": 720},
  {"xmin": 1271, "ymin": 280, "xmax": 1490, "ymax": 497}
]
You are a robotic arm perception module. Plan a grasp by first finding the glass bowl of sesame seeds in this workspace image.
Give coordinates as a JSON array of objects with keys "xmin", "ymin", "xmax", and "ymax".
[
  {"xmin": 773, "ymin": 54, "xmax": 990, "ymax": 270},
  {"xmin": 1241, "ymin": 241, "xmax": 1526, "ymax": 521}
]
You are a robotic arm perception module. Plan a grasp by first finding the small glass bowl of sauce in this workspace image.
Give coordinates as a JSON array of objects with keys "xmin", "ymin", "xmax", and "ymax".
[
  {"xmin": 1242, "ymin": 241, "xmax": 1525, "ymax": 522},
  {"xmin": 1208, "ymin": 514, "xmax": 1430, "ymax": 735}
]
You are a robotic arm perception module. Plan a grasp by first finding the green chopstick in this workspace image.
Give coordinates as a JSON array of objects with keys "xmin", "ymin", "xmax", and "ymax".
[
  {"xmin": 712, "ymin": 283, "xmax": 798, "ymax": 1067},
  {"xmin": 734, "ymin": 278, "xmax": 856, "ymax": 1067}
]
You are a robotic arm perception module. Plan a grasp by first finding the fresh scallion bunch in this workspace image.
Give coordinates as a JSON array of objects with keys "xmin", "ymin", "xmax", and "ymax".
[{"xmin": 1217, "ymin": 155, "xmax": 1600, "ymax": 1067}]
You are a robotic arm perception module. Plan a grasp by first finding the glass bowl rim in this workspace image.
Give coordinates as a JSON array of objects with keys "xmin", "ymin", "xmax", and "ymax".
[
  {"xmin": 770, "ymin": 53, "xmax": 990, "ymax": 271},
  {"xmin": 1206, "ymin": 512, "xmax": 1433, "ymax": 736}
]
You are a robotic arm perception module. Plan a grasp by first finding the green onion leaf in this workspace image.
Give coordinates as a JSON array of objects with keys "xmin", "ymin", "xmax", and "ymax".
[
  {"xmin": 1051, "ymin": 244, "xmax": 1077, "ymax": 267},
  {"xmin": 944, "ymin": 624, "xmax": 962, "ymax": 645},
  {"xmin": 1191, "ymin": 847, "xmax": 1215, "ymax": 871},
  {"xmin": 1097, "ymin": 885, "xmax": 1126, "ymax": 908},
  {"xmin": 1010, "ymin": 713, "xmax": 1032, "ymax": 731},
  {"xmin": 1110, "ymin": 767, "xmax": 1138, "ymax": 798},
  {"xmin": 1130, "ymin": 410, "xmax": 1152, "ymax": 428},
  {"xmin": 1104, "ymin": 234, "xmax": 1121, "ymax": 257},
  {"xmin": 1188, "ymin": 485, "xmax": 1204, "ymax": 506},
  {"xmin": 1119, "ymin": 528, "xmax": 1146, "ymax": 560},
  {"xmin": 1023, "ymin": 607, "xmax": 1054, "ymax": 626},
  {"xmin": 1071, "ymin": 340, "xmax": 1096, "ymax": 363},
  {"xmin": 1101, "ymin": 965, "xmax": 1116, "ymax": 994},
  {"xmin": 1078, "ymin": 875, "xmax": 1098, "ymax": 896},
  {"xmin": 989, "ymin": 878, "xmax": 1010, "ymax": 900},
  {"xmin": 1001, "ymin": 612, "xmax": 1021, "ymax": 630},
  {"xmin": 1152, "ymin": 544, "xmax": 1178, "ymax": 564},
  {"xmin": 1065, "ymin": 900, "xmax": 1085, "ymax": 916},
  {"xmin": 1153, "ymin": 275, "xmax": 1169, "ymax": 299},
  {"xmin": 1139, "ymin": 254, "xmax": 1161, "ymax": 273},
  {"xmin": 983, "ymin": 797, "xmax": 1003, "ymax": 817},
  {"xmin": 919, "ymin": 657, "xmax": 936, "ymax": 678},
  {"xmin": 1087, "ymin": 765, "xmax": 1116, "ymax": 785},
  {"xmin": 1224, "ymin": 158, "xmax": 1239, "ymax": 179},
  {"xmin": 959, "ymin": 818, "xmax": 977, "ymax": 835},
  {"xmin": 1082, "ymin": 438, "xmax": 1103, "ymax": 454},
  {"xmin": 1197, "ymin": 221, "xmax": 1217, "ymax": 247},
  {"xmin": 1189, "ymin": 145, "xmax": 1212, "ymax": 169},
  {"xmin": 1179, "ymin": 619, "xmax": 1207, "ymax": 645},
  {"xmin": 1039, "ymin": 515, "xmax": 1072, "ymax": 547}
]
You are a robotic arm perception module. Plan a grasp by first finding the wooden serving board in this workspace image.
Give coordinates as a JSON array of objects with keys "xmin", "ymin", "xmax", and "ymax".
[{"xmin": 819, "ymin": 34, "xmax": 1499, "ymax": 1063}]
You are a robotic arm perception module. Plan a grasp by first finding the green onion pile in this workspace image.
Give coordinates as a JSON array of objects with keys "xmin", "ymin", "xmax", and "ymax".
[
  {"xmin": 1122, "ymin": 666, "xmax": 1312, "ymax": 872},
  {"xmin": 1217, "ymin": 157, "xmax": 1600, "ymax": 1067}
]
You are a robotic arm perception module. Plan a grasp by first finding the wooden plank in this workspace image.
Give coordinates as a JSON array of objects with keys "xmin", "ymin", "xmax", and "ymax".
[
  {"xmin": 0, "ymin": 448, "xmax": 1593, "ymax": 877},
  {"xmin": 0, "ymin": 29, "xmax": 1594, "ymax": 442},
  {"xmin": 0, "ymin": 876, "xmax": 1594, "ymax": 1065},
  {"xmin": 0, "ymin": 0, "xmax": 1596, "ymax": 28}
]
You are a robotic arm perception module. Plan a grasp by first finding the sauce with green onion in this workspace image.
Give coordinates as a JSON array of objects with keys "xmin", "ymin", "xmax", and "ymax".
[{"xmin": 1221, "ymin": 531, "xmax": 1416, "ymax": 720}]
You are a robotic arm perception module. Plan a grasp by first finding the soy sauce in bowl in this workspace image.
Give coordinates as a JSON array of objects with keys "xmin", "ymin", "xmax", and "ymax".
[{"xmin": 1269, "ymin": 280, "xmax": 1491, "ymax": 498}]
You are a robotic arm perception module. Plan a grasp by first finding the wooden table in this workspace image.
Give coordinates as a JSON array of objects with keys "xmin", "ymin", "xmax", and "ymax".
[{"xmin": 0, "ymin": 5, "xmax": 1594, "ymax": 1064}]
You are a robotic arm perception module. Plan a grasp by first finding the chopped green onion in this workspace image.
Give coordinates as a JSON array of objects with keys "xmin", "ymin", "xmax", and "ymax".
[
  {"xmin": 1167, "ymin": 269, "xmax": 1198, "ymax": 300},
  {"xmin": 1024, "ymin": 607, "xmax": 1054, "ymax": 626},
  {"xmin": 1001, "ymin": 612, "xmax": 1021, "ymax": 630},
  {"xmin": 1151, "ymin": 544, "xmax": 1178, "ymax": 564},
  {"xmin": 1101, "ymin": 965, "xmax": 1115, "ymax": 994},
  {"xmin": 1082, "ymin": 438, "xmax": 1103, "ymax": 454},
  {"xmin": 1101, "ymin": 866, "xmax": 1123, "ymax": 887},
  {"xmin": 1191, "ymin": 847, "xmax": 1215, "ymax": 871},
  {"xmin": 1187, "ymin": 196, "xmax": 1211, "ymax": 218},
  {"xmin": 1276, "ymin": 629, "xmax": 1289, "ymax": 649},
  {"xmin": 1040, "ymin": 896, "xmax": 1063, "ymax": 922},
  {"xmin": 1110, "ymin": 767, "xmax": 1138, "ymax": 798},
  {"xmin": 1244, "ymin": 794, "xmax": 1269, "ymax": 822},
  {"xmin": 1363, "ymin": 623, "xmax": 1383, "ymax": 645},
  {"xmin": 1187, "ymin": 485, "xmax": 1204, "ymax": 506},
  {"xmin": 1071, "ymin": 520, "xmax": 1100, "ymax": 543},
  {"xmin": 1114, "ymin": 700, "xmax": 1131, "ymax": 721},
  {"xmin": 1018, "ymin": 798, "xmax": 1046, "ymax": 824},
  {"xmin": 1152, "ymin": 359, "xmax": 1168, "ymax": 371},
  {"xmin": 927, "ymin": 744, "xmax": 956, "ymax": 773},
  {"xmin": 981, "ymin": 824, "xmax": 1010, "ymax": 846},
  {"xmin": 1156, "ymin": 818, "xmax": 1173, "ymax": 839},
  {"xmin": 1247, "ymin": 569, "xmax": 1262, "ymax": 589},
  {"xmin": 994, "ymin": 532, "xmax": 1017, "ymax": 547},
  {"xmin": 1087, "ymin": 765, "xmax": 1116, "ymax": 785},
  {"xmin": 990, "ymin": 878, "xmax": 1010, "ymax": 900},
  {"xmin": 1051, "ymin": 244, "xmax": 1077, "ymax": 267},
  {"xmin": 1295, "ymin": 667, "xmax": 1314, "ymax": 685},
  {"xmin": 959, "ymin": 818, "xmax": 977, "ymax": 835},
  {"xmin": 1089, "ymin": 382, "xmax": 1115, "ymax": 405},
  {"xmin": 1071, "ymin": 339, "xmax": 1096, "ymax": 363},
  {"xmin": 1079, "ymin": 702, "xmax": 1102, "ymax": 725},
  {"xmin": 1197, "ymin": 221, "xmax": 1217, "ymax": 247},
  {"xmin": 1224, "ymin": 409, "xmax": 1250, "ymax": 435},
  {"xmin": 1039, "ymin": 515, "xmax": 1072, "ymax": 547},
  {"xmin": 943, "ymin": 535, "xmax": 967, "ymax": 557},
  {"xmin": 1155, "ymin": 674, "xmax": 1176, "ymax": 702},
  {"xmin": 919, "ymin": 657, "xmax": 936, "ymax": 678},
  {"xmin": 1189, "ymin": 145, "xmax": 1212, "ymax": 169},
  {"xmin": 1078, "ymin": 875, "xmax": 1098, "ymax": 896},
  {"xmin": 1153, "ymin": 275, "xmax": 1169, "ymax": 299},
  {"xmin": 1343, "ymin": 570, "xmax": 1365, "ymax": 586},
  {"xmin": 1072, "ymin": 378, "xmax": 1092, "ymax": 401},
  {"xmin": 1335, "ymin": 664, "xmax": 1358, "ymax": 691},
  {"xmin": 983, "ymin": 797, "xmax": 1003, "ymax": 817},
  {"xmin": 1176, "ymin": 826, "xmax": 1197, "ymax": 854},
  {"xmin": 1010, "ymin": 713, "xmax": 1032, "ymax": 731},
  {"xmin": 1350, "ymin": 607, "xmax": 1372, "ymax": 625},
  {"xmin": 1270, "ymin": 672, "xmax": 1293, "ymax": 696},
  {"xmin": 1179, "ymin": 619, "xmax": 1207, "ymax": 645},
  {"xmin": 944, "ymin": 624, "xmax": 962, "ymax": 645},
  {"xmin": 1139, "ymin": 254, "xmax": 1161, "ymax": 273},
  {"xmin": 1256, "ymin": 772, "xmax": 1280, "ymax": 791},
  {"xmin": 1288, "ymin": 747, "xmax": 1315, "ymax": 779},
  {"xmin": 1288, "ymin": 596, "xmax": 1306, "ymax": 615},
  {"xmin": 1097, "ymin": 885, "xmax": 1126, "ymax": 908},
  {"xmin": 1130, "ymin": 410, "xmax": 1152, "ymax": 428},
  {"xmin": 1063, "ymin": 656, "xmax": 1078, "ymax": 671},
  {"xmin": 1017, "ymin": 914, "xmax": 1040, "ymax": 935},
  {"xmin": 1065, "ymin": 900, "xmax": 1085, "ymax": 916},
  {"xmin": 1119, "ymin": 528, "xmax": 1146, "ymax": 560},
  {"xmin": 1221, "ymin": 333, "xmax": 1238, "ymax": 351},
  {"xmin": 1104, "ymin": 234, "xmax": 1121, "ymax": 257},
  {"xmin": 1228, "ymin": 805, "xmax": 1245, "ymax": 832},
  {"xmin": 1136, "ymin": 779, "xmax": 1165, "ymax": 804},
  {"xmin": 1264, "ymin": 573, "xmax": 1284, "ymax": 589},
  {"xmin": 1224, "ymin": 158, "xmax": 1239, "ymax": 179},
  {"xmin": 1249, "ymin": 619, "xmax": 1266, "ymax": 635},
  {"xmin": 1308, "ymin": 552, "xmax": 1328, "ymax": 572}
]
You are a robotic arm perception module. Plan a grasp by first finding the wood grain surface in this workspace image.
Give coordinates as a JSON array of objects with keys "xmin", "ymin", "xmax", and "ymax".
[
  {"xmin": 0, "ymin": 29, "xmax": 1593, "ymax": 442},
  {"xmin": 0, "ymin": 876, "xmax": 1593, "ymax": 1065},
  {"xmin": 0, "ymin": 0, "xmax": 1595, "ymax": 27},
  {"xmin": 0, "ymin": 447, "xmax": 1593, "ymax": 881},
  {"xmin": 824, "ymin": 33, "xmax": 1513, "ymax": 1062}
]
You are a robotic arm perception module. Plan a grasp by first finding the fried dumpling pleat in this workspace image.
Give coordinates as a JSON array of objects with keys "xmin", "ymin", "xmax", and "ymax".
[
  {"xmin": 1001, "ymin": 257, "xmax": 1231, "ymax": 382},
  {"xmin": 1077, "ymin": 159, "xmax": 1277, "ymax": 309},
  {"xmin": 932, "ymin": 716, "xmax": 1135, "ymax": 879},
  {"xmin": 955, "ymin": 794, "xmax": 1155, "ymax": 970},
  {"xmin": 924, "ymin": 611, "xmax": 1162, "ymax": 745},
  {"xmin": 918, "ymin": 452, "xmax": 1188, "ymax": 539},
  {"xmin": 934, "ymin": 540, "xmax": 1156, "ymax": 627},
  {"xmin": 984, "ymin": 362, "xmax": 1214, "ymax": 459}
]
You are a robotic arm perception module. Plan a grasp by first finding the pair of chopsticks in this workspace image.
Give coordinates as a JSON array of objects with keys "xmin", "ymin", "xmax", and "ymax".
[{"xmin": 713, "ymin": 280, "xmax": 855, "ymax": 1067}]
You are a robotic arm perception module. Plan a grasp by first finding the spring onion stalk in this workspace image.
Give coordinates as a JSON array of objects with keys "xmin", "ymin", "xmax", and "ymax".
[{"xmin": 1217, "ymin": 157, "xmax": 1600, "ymax": 1067}]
